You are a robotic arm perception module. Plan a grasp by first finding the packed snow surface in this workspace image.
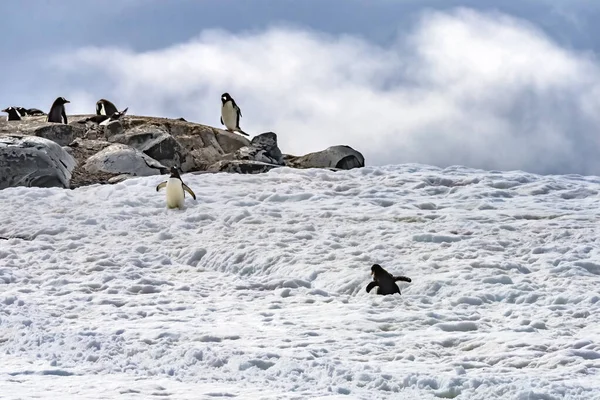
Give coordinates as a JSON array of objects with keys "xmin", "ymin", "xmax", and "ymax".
[{"xmin": 1, "ymin": 165, "xmax": 599, "ymax": 400}]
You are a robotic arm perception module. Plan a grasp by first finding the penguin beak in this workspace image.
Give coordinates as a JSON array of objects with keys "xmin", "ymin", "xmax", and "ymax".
[{"xmin": 65, "ymin": 100, "xmax": 71, "ymax": 104}]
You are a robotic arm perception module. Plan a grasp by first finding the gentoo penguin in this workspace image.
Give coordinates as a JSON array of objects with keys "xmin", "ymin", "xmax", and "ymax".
[
  {"xmin": 96, "ymin": 99, "xmax": 118, "ymax": 116},
  {"xmin": 220, "ymin": 92, "xmax": 249, "ymax": 136},
  {"xmin": 15, "ymin": 107, "xmax": 28, "ymax": 117},
  {"xmin": 2, "ymin": 107, "xmax": 22, "ymax": 121},
  {"xmin": 156, "ymin": 166, "xmax": 197, "ymax": 209},
  {"xmin": 26, "ymin": 108, "xmax": 46, "ymax": 116},
  {"xmin": 366, "ymin": 264, "xmax": 411, "ymax": 295},
  {"xmin": 47, "ymin": 97, "xmax": 70, "ymax": 124},
  {"xmin": 81, "ymin": 107, "xmax": 128, "ymax": 125},
  {"xmin": 99, "ymin": 107, "xmax": 128, "ymax": 126}
]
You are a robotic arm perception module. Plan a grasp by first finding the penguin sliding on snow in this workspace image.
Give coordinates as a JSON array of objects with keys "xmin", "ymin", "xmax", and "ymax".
[
  {"xmin": 2, "ymin": 107, "xmax": 22, "ymax": 121},
  {"xmin": 220, "ymin": 92, "xmax": 249, "ymax": 136},
  {"xmin": 47, "ymin": 97, "xmax": 70, "ymax": 124},
  {"xmin": 156, "ymin": 166, "xmax": 197, "ymax": 209},
  {"xmin": 366, "ymin": 264, "xmax": 411, "ymax": 295}
]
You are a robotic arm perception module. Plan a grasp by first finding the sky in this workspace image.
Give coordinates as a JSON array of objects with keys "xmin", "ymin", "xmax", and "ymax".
[{"xmin": 4, "ymin": 0, "xmax": 600, "ymax": 175}]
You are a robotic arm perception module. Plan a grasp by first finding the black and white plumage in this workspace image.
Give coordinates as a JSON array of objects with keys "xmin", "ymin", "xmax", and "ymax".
[
  {"xmin": 81, "ymin": 107, "xmax": 128, "ymax": 125},
  {"xmin": 2, "ymin": 107, "xmax": 23, "ymax": 121},
  {"xmin": 47, "ymin": 97, "xmax": 70, "ymax": 124},
  {"xmin": 25, "ymin": 108, "xmax": 46, "ymax": 116},
  {"xmin": 220, "ymin": 92, "xmax": 248, "ymax": 136},
  {"xmin": 96, "ymin": 99, "xmax": 118, "ymax": 116},
  {"xmin": 156, "ymin": 166, "xmax": 197, "ymax": 209},
  {"xmin": 366, "ymin": 264, "xmax": 411, "ymax": 295}
]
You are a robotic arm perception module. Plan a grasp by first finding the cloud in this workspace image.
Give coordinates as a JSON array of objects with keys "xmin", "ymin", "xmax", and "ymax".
[{"xmin": 51, "ymin": 8, "xmax": 600, "ymax": 175}]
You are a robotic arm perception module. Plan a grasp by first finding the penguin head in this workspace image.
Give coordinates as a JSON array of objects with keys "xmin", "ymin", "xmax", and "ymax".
[
  {"xmin": 15, "ymin": 107, "xmax": 27, "ymax": 116},
  {"xmin": 221, "ymin": 93, "xmax": 232, "ymax": 104},
  {"xmin": 2, "ymin": 107, "xmax": 21, "ymax": 117},
  {"xmin": 169, "ymin": 166, "xmax": 182, "ymax": 179},
  {"xmin": 371, "ymin": 264, "xmax": 385, "ymax": 277},
  {"xmin": 55, "ymin": 97, "xmax": 70, "ymax": 105}
]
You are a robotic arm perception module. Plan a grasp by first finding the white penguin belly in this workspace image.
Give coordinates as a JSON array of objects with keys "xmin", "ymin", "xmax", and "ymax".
[
  {"xmin": 222, "ymin": 102, "xmax": 237, "ymax": 130},
  {"xmin": 165, "ymin": 178, "xmax": 185, "ymax": 209}
]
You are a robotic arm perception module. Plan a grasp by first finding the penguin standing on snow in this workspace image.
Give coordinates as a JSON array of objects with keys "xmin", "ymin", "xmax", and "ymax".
[
  {"xmin": 156, "ymin": 166, "xmax": 197, "ymax": 209},
  {"xmin": 220, "ymin": 92, "xmax": 249, "ymax": 136},
  {"xmin": 2, "ymin": 107, "xmax": 22, "ymax": 121},
  {"xmin": 366, "ymin": 264, "xmax": 411, "ymax": 295},
  {"xmin": 47, "ymin": 97, "xmax": 70, "ymax": 124},
  {"xmin": 96, "ymin": 99, "xmax": 118, "ymax": 116}
]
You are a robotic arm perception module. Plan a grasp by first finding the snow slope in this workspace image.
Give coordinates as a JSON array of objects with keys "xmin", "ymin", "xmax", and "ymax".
[{"xmin": 1, "ymin": 165, "xmax": 599, "ymax": 399}]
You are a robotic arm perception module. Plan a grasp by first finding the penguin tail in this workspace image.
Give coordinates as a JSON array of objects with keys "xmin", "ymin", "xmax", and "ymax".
[
  {"xmin": 236, "ymin": 129, "xmax": 249, "ymax": 136},
  {"xmin": 394, "ymin": 276, "xmax": 411, "ymax": 283}
]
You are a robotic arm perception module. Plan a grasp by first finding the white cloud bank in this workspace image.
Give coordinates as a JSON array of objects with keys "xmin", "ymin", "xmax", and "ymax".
[{"xmin": 53, "ymin": 9, "xmax": 600, "ymax": 175}]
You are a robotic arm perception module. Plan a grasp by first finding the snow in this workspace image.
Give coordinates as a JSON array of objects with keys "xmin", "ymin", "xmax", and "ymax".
[{"xmin": 1, "ymin": 164, "xmax": 599, "ymax": 399}]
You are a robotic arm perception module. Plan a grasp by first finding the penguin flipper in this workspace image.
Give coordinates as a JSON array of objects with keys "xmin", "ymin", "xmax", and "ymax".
[
  {"xmin": 156, "ymin": 182, "xmax": 167, "ymax": 192},
  {"xmin": 182, "ymin": 183, "xmax": 196, "ymax": 200},
  {"xmin": 366, "ymin": 281, "xmax": 378, "ymax": 293},
  {"xmin": 62, "ymin": 109, "xmax": 68, "ymax": 124},
  {"xmin": 220, "ymin": 116, "xmax": 224, "ymax": 126},
  {"xmin": 394, "ymin": 276, "xmax": 411, "ymax": 283}
]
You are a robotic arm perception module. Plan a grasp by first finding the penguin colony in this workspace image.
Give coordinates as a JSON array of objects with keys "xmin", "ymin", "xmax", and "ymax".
[{"xmin": 2, "ymin": 94, "xmax": 411, "ymax": 295}]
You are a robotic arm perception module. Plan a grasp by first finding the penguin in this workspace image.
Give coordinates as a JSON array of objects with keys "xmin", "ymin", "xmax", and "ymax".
[
  {"xmin": 2, "ymin": 107, "xmax": 22, "ymax": 121},
  {"xmin": 47, "ymin": 97, "xmax": 70, "ymax": 124},
  {"xmin": 15, "ymin": 107, "xmax": 28, "ymax": 116},
  {"xmin": 366, "ymin": 264, "xmax": 411, "ymax": 295},
  {"xmin": 99, "ymin": 107, "xmax": 128, "ymax": 126},
  {"xmin": 96, "ymin": 99, "xmax": 118, "ymax": 116},
  {"xmin": 156, "ymin": 166, "xmax": 197, "ymax": 209},
  {"xmin": 81, "ymin": 107, "xmax": 128, "ymax": 125},
  {"xmin": 220, "ymin": 92, "xmax": 249, "ymax": 136},
  {"xmin": 26, "ymin": 108, "xmax": 46, "ymax": 116}
]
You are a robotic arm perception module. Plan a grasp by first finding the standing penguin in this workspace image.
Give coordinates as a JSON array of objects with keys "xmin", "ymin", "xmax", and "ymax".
[
  {"xmin": 47, "ymin": 97, "xmax": 70, "ymax": 124},
  {"xmin": 220, "ymin": 92, "xmax": 249, "ymax": 136},
  {"xmin": 156, "ymin": 166, "xmax": 197, "ymax": 209},
  {"xmin": 96, "ymin": 99, "xmax": 118, "ymax": 116},
  {"xmin": 2, "ymin": 107, "xmax": 22, "ymax": 121},
  {"xmin": 366, "ymin": 264, "xmax": 411, "ymax": 295}
]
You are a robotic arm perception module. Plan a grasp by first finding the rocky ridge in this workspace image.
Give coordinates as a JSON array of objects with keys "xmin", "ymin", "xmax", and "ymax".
[{"xmin": 0, "ymin": 114, "xmax": 365, "ymax": 189}]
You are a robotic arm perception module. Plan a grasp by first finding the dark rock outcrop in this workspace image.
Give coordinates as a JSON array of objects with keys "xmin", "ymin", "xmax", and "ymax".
[
  {"xmin": 0, "ymin": 114, "xmax": 365, "ymax": 189},
  {"xmin": 284, "ymin": 145, "xmax": 365, "ymax": 170},
  {"xmin": 0, "ymin": 135, "xmax": 76, "ymax": 189},
  {"xmin": 233, "ymin": 132, "xmax": 284, "ymax": 165}
]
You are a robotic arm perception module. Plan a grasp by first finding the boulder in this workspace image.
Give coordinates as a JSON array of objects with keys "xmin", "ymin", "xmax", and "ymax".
[
  {"xmin": 84, "ymin": 143, "xmax": 166, "ymax": 176},
  {"xmin": 284, "ymin": 145, "xmax": 365, "ymax": 170},
  {"xmin": 32, "ymin": 123, "xmax": 85, "ymax": 146},
  {"xmin": 206, "ymin": 160, "xmax": 281, "ymax": 174},
  {"xmin": 108, "ymin": 126, "xmax": 183, "ymax": 168},
  {"xmin": 233, "ymin": 132, "xmax": 284, "ymax": 165},
  {"xmin": 0, "ymin": 135, "xmax": 76, "ymax": 189}
]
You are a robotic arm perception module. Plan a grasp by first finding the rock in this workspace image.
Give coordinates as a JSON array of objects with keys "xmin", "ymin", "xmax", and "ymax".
[
  {"xmin": 84, "ymin": 143, "xmax": 166, "ymax": 176},
  {"xmin": 105, "ymin": 120, "xmax": 124, "ymax": 137},
  {"xmin": 0, "ymin": 135, "xmax": 76, "ymax": 189},
  {"xmin": 109, "ymin": 126, "xmax": 182, "ymax": 168},
  {"xmin": 32, "ymin": 124, "xmax": 85, "ymax": 146},
  {"xmin": 233, "ymin": 132, "xmax": 284, "ymax": 165},
  {"xmin": 284, "ymin": 145, "xmax": 365, "ymax": 170},
  {"xmin": 206, "ymin": 160, "xmax": 281, "ymax": 174}
]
